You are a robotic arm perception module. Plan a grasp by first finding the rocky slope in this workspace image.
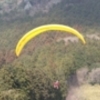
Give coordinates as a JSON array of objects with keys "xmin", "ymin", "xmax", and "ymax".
[
  {"xmin": 0, "ymin": 0, "xmax": 100, "ymax": 23},
  {"xmin": 0, "ymin": 0, "xmax": 61, "ymax": 18}
]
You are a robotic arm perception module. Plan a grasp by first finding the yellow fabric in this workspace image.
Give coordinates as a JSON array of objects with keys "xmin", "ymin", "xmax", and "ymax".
[{"xmin": 15, "ymin": 24, "xmax": 86, "ymax": 56}]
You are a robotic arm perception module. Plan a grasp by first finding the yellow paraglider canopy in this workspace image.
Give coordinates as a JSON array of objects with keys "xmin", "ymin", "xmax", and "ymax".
[{"xmin": 15, "ymin": 24, "xmax": 86, "ymax": 56}]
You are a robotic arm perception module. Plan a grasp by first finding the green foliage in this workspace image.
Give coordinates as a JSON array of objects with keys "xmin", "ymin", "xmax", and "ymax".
[
  {"xmin": 0, "ymin": 29, "xmax": 100, "ymax": 99},
  {"xmin": 0, "ymin": 0, "xmax": 100, "ymax": 99},
  {"xmin": 0, "ymin": 62, "xmax": 67, "ymax": 100}
]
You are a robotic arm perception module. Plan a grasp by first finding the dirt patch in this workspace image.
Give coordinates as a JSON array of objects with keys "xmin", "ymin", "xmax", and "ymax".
[
  {"xmin": 66, "ymin": 67, "xmax": 100, "ymax": 100},
  {"xmin": 66, "ymin": 67, "xmax": 89, "ymax": 100}
]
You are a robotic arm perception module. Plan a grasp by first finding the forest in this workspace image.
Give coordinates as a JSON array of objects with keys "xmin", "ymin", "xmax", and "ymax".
[{"xmin": 0, "ymin": 0, "xmax": 100, "ymax": 100}]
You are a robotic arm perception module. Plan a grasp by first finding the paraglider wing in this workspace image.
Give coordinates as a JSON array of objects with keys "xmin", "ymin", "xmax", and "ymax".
[{"xmin": 15, "ymin": 24, "xmax": 86, "ymax": 56}]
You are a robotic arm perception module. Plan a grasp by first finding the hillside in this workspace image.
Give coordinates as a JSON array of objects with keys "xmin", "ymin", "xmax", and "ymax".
[
  {"xmin": 0, "ymin": 0, "xmax": 100, "ymax": 100},
  {"xmin": 0, "ymin": 0, "xmax": 61, "ymax": 20},
  {"xmin": 0, "ymin": 0, "xmax": 100, "ymax": 24},
  {"xmin": 0, "ymin": 0, "xmax": 100, "ymax": 51}
]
